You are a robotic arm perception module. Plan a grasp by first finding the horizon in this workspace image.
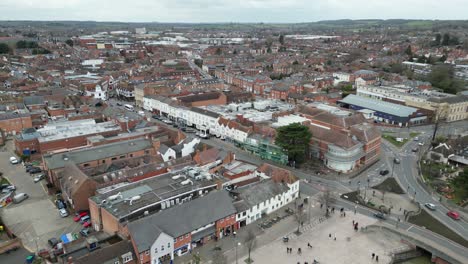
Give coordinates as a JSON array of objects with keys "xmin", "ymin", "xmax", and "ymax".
[{"xmin": 1, "ymin": 0, "xmax": 467, "ymax": 23}]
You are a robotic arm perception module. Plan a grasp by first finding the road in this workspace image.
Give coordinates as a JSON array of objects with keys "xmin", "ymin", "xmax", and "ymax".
[{"xmin": 186, "ymin": 55, "xmax": 212, "ymax": 79}]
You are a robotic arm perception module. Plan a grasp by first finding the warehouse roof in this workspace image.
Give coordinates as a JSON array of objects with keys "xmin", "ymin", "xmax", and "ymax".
[{"xmin": 339, "ymin": 94, "xmax": 418, "ymax": 117}]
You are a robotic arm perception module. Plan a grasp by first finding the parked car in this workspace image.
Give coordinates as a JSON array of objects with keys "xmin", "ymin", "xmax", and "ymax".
[
  {"xmin": 379, "ymin": 169, "xmax": 389, "ymax": 176},
  {"xmin": 33, "ymin": 174, "xmax": 45, "ymax": 183},
  {"xmin": 80, "ymin": 215, "xmax": 90, "ymax": 223},
  {"xmin": 413, "ymin": 137, "xmax": 419, "ymax": 141},
  {"xmin": 29, "ymin": 167, "xmax": 42, "ymax": 174},
  {"xmin": 12, "ymin": 193, "xmax": 29, "ymax": 204},
  {"xmin": 424, "ymin": 203, "xmax": 436, "ymax": 211},
  {"xmin": 411, "ymin": 147, "xmax": 419, "ymax": 152},
  {"xmin": 373, "ymin": 212, "xmax": 386, "ymax": 220},
  {"xmin": 82, "ymin": 221, "xmax": 92, "ymax": 228},
  {"xmin": 74, "ymin": 211, "xmax": 89, "ymax": 222},
  {"xmin": 447, "ymin": 211, "xmax": 460, "ymax": 220},
  {"xmin": 79, "ymin": 228, "xmax": 91, "ymax": 237},
  {"xmin": 138, "ymin": 110, "xmax": 145, "ymax": 116},
  {"xmin": 48, "ymin": 238, "xmax": 59, "ymax": 247},
  {"xmin": 1, "ymin": 185, "xmax": 16, "ymax": 194},
  {"xmin": 116, "ymin": 102, "xmax": 122, "ymax": 106},
  {"xmin": 9, "ymin": 157, "xmax": 19, "ymax": 164},
  {"xmin": 151, "ymin": 115, "xmax": 160, "ymax": 120},
  {"xmin": 59, "ymin": 208, "xmax": 69, "ymax": 218},
  {"xmin": 25, "ymin": 165, "xmax": 38, "ymax": 173}
]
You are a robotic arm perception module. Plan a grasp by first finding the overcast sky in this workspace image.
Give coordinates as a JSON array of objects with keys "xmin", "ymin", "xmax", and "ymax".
[{"xmin": 1, "ymin": 0, "xmax": 467, "ymax": 22}]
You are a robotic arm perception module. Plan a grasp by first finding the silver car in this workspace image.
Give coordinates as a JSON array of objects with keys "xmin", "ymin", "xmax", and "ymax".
[{"xmin": 424, "ymin": 203, "xmax": 436, "ymax": 211}]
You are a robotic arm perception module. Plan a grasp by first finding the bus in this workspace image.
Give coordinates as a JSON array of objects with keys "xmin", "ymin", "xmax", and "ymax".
[{"xmin": 124, "ymin": 104, "xmax": 134, "ymax": 111}]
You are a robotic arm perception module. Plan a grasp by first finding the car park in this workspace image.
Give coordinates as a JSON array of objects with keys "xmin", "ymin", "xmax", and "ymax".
[
  {"xmin": 424, "ymin": 203, "xmax": 436, "ymax": 210},
  {"xmin": 379, "ymin": 169, "xmax": 389, "ymax": 176},
  {"xmin": 33, "ymin": 174, "xmax": 45, "ymax": 183},
  {"xmin": 447, "ymin": 211, "xmax": 460, "ymax": 220},
  {"xmin": 59, "ymin": 208, "xmax": 69, "ymax": 218}
]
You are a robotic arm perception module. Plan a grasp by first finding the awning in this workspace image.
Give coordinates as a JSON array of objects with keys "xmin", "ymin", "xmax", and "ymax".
[{"xmin": 191, "ymin": 226, "xmax": 216, "ymax": 242}]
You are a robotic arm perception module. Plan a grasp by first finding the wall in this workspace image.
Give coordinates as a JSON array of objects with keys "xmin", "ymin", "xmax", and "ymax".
[{"xmin": 0, "ymin": 115, "xmax": 32, "ymax": 134}]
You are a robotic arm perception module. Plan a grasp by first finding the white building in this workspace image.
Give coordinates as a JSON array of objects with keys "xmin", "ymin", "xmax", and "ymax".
[
  {"xmin": 333, "ymin": 72, "xmax": 354, "ymax": 85},
  {"xmin": 85, "ymin": 84, "xmax": 108, "ymax": 101}
]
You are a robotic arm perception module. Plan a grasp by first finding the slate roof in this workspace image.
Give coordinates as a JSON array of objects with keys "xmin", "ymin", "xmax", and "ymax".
[
  {"xmin": 190, "ymin": 107, "xmax": 220, "ymax": 119},
  {"xmin": 237, "ymin": 180, "xmax": 289, "ymax": 208},
  {"xmin": 73, "ymin": 240, "xmax": 135, "ymax": 264},
  {"xmin": 128, "ymin": 190, "xmax": 236, "ymax": 252},
  {"xmin": 427, "ymin": 95, "xmax": 468, "ymax": 104},
  {"xmin": 44, "ymin": 138, "xmax": 153, "ymax": 170}
]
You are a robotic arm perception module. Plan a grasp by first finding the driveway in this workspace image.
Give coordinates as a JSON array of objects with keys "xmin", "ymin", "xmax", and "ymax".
[{"xmin": 0, "ymin": 149, "xmax": 82, "ymax": 252}]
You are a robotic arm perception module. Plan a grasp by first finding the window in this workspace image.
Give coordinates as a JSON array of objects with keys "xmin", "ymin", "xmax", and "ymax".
[
  {"xmin": 145, "ymin": 150, "xmax": 150, "ymax": 154},
  {"xmin": 161, "ymin": 245, "xmax": 164, "ymax": 251},
  {"xmin": 168, "ymin": 242, "xmax": 170, "ymax": 248},
  {"xmin": 130, "ymin": 154, "xmax": 134, "ymax": 157},
  {"xmin": 83, "ymin": 163, "xmax": 90, "ymax": 167},
  {"xmin": 238, "ymin": 214, "xmax": 241, "ymax": 218},
  {"xmin": 111, "ymin": 157, "xmax": 117, "ymax": 161},
  {"xmin": 123, "ymin": 256, "xmax": 132, "ymax": 263},
  {"xmin": 120, "ymin": 155, "xmax": 126, "ymax": 159},
  {"xmin": 154, "ymin": 248, "xmax": 158, "ymax": 254},
  {"xmin": 102, "ymin": 160, "xmax": 106, "ymax": 164},
  {"xmin": 185, "ymin": 234, "xmax": 189, "ymax": 238},
  {"xmin": 145, "ymin": 250, "xmax": 150, "ymax": 255}
]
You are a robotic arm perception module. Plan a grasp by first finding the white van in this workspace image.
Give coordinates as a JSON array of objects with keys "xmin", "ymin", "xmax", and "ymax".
[
  {"xmin": 13, "ymin": 193, "xmax": 29, "ymax": 204},
  {"xmin": 124, "ymin": 104, "xmax": 134, "ymax": 111}
]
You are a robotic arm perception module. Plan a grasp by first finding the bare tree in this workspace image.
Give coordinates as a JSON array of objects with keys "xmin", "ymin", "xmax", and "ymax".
[
  {"xmin": 213, "ymin": 249, "xmax": 227, "ymax": 264},
  {"xmin": 294, "ymin": 208, "xmax": 306, "ymax": 234},
  {"xmin": 244, "ymin": 228, "xmax": 256, "ymax": 264},
  {"xmin": 319, "ymin": 189, "xmax": 335, "ymax": 217}
]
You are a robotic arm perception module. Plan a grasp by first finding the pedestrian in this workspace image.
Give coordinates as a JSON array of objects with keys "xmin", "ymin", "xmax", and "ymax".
[
  {"xmin": 352, "ymin": 220, "xmax": 355, "ymax": 225},
  {"xmin": 298, "ymin": 248, "xmax": 302, "ymax": 255},
  {"xmin": 344, "ymin": 212, "xmax": 346, "ymax": 217},
  {"xmin": 286, "ymin": 247, "xmax": 289, "ymax": 253},
  {"xmin": 329, "ymin": 233, "xmax": 331, "ymax": 238},
  {"xmin": 334, "ymin": 236, "xmax": 336, "ymax": 241},
  {"xmin": 307, "ymin": 242, "xmax": 312, "ymax": 248},
  {"xmin": 320, "ymin": 203, "xmax": 323, "ymax": 209},
  {"xmin": 376, "ymin": 255, "xmax": 379, "ymax": 262},
  {"xmin": 372, "ymin": 253, "xmax": 375, "ymax": 259},
  {"xmin": 301, "ymin": 221, "xmax": 304, "ymax": 227}
]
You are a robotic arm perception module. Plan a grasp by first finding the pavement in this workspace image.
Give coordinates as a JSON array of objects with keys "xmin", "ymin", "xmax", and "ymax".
[
  {"xmin": 0, "ymin": 144, "xmax": 82, "ymax": 253},
  {"xmin": 234, "ymin": 213, "xmax": 403, "ymax": 264},
  {"xmin": 0, "ymin": 246, "xmax": 31, "ymax": 263}
]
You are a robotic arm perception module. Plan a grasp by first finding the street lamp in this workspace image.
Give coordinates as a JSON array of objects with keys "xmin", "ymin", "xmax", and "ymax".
[{"xmin": 235, "ymin": 242, "xmax": 242, "ymax": 264}]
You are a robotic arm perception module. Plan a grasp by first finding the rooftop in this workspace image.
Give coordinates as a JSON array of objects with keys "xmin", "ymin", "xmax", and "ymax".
[
  {"xmin": 90, "ymin": 166, "xmax": 218, "ymax": 220},
  {"xmin": 44, "ymin": 138, "xmax": 153, "ymax": 170},
  {"xmin": 339, "ymin": 94, "xmax": 419, "ymax": 117}
]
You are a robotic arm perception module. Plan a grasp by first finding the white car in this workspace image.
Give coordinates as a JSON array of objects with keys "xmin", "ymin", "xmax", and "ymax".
[
  {"xmin": 9, "ymin": 157, "xmax": 19, "ymax": 164},
  {"xmin": 59, "ymin": 208, "xmax": 69, "ymax": 217},
  {"xmin": 418, "ymin": 142, "xmax": 424, "ymax": 146},
  {"xmin": 424, "ymin": 203, "xmax": 436, "ymax": 211},
  {"xmin": 33, "ymin": 174, "xmax": 45, "ymax": 183}
]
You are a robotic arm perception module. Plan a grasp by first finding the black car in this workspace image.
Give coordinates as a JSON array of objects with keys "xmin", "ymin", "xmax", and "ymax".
[
  {"xmin": 151, "ymin": 114, "xmax": 160, "ymax": 120},
  {"xmin": 373, "ymin": 212, "xmax": 386, "ymax": 220},
  {"xmin": 48, "ymin": 238, "xmax": 59, "ymax": 247},
  {"xmin": 26, "ymin": 165, "xmax": 38, "ymax": 172},
  {"xmin": 379, "ymin": 169, "xmax": 389, "ymax": 176},
  {"xmin": 29, "ymin": 167, "xmax": 42, "ymax": 174}
]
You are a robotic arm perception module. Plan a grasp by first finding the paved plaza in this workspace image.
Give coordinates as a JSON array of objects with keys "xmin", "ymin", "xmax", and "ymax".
[{"xmin": 234, "ymin": 213, "xmax": 406, "ymax": 264}]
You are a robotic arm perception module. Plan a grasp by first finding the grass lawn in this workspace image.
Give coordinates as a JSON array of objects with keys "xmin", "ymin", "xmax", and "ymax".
[
  {"xmin": 0, "ymin": 177, "xmax": 10, "ymax": 185},
  {"xmin": 372, "ymin": 177, "xmax": 405, "ymax": 194},
  {"xmin": 410, "ymin": 132, "xmax": 420, "ymax": 138},
  {"xmin": 408, "ymin": 210, "xmax": 468, "ymax": 248},
  {"xmin": 382, "ymin": 134, "xmax": 408, "ymax": 147}
]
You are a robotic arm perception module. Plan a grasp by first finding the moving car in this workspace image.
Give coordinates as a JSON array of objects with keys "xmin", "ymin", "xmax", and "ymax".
[
  {"xmin": 379, "ymin": 169, "xmax": 389, "ymax": 176},
  {"xmin": 413, "ymin": 137, "xmax": 419, "ymax": 141},
  {"xmin": 13, "ymin": 193, "xmax": 29, "ymax": 204},
  {"xmin": 393, "ymin": 158, "xmax": 401, "ymax": 164},
  {"xmin": 418, "ymin": 142, "xmax": 424, "ymax": 146},
  {"xmin": 33, "ymin": 174, "xmax": 45, "ymax": 183},
  {"xmin": 9, "ymin": 157, "xmax": 19, "ymax": 164},
  {"xmin": 59, "ymin": 208, "xmax": 69, "ymax": 218},
  {"xmin": 373, "ymin": 212, "xmax": 386, "ymax": 220},
  {"xmin": 424, "ymin": 203, "xmax": 436, "ymax": 211},
  {"xmin": 447, "ymin": 211, "xmax": 460, "ymax": 220},
  {"xmin": 411, "ymin": 147, "xmax": 419, "ymax": 152}
]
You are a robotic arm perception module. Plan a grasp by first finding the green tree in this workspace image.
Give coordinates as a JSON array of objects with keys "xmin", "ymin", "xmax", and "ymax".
[
  {"xmin": 275, "ymin": 123, "xmax": 312, "ymax": 164},
  {"xmin": 279, "ymin": 34, "xmax": 285, "ymax": 45},
  {"xmin": 404, "ymin": 45, "xmax": 413, "ymax": 58},
  {"xmin": 441, "ymin": 33, "xmax": 450, "ymax": 46},
  {"xmin": 267, "ymin": 47, "xmax": 272, "ymax": 53},
  {"xmin": 0, "ymin": 43, "xmax": 11, "ymax": 54},
  {"xmin": 16, "ymin": 40, "xmax": 39, "ymax": 49},
  {"xmin": 448, "ymin": 35, "xmax": 460, "ymax": 46},
  {"xmin": 435, "ymin": 33, "xmax": 441, "ymax": 45},
  {"xmin": 451, "ymin": 168, "xmax": 468, "ymax": 200},
  {"xmin": 65, "ymin": 39, "xmax": 74, "ymax": 46},
  {"xmin": 428, "ymin": 64, "xmax": 461, "ymax": 94}
]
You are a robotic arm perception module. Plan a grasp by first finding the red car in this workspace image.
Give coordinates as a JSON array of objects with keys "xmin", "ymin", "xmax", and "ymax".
[
  {"xmin": 73, "ymin": 212, "xmax": 89, "ymax": 222},
  {"xmin": 82, "ymin": 221, "xmax": 92, "ymax": 228},
  {"xmin": 447, "ymin": 211, "xmax": 460, "ymax": 220}
]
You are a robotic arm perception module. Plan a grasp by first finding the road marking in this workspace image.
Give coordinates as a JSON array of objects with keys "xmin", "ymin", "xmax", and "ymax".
[{"xmin": 406, "ymin": 225, "xmax": 413, "ymax": 231}]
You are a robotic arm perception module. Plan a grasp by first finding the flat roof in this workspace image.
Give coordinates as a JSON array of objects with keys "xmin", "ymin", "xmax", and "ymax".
[
  {"xmin": 90, "ymin": 167, "xmax": 218, "ymax": 219},
  {"xmin": 37, "ymin": 119, "xmax": 121, "ymax": 142},
  {"xmin": 339, "ymin": 94, "xmax": 418, "ymax": 117}
]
